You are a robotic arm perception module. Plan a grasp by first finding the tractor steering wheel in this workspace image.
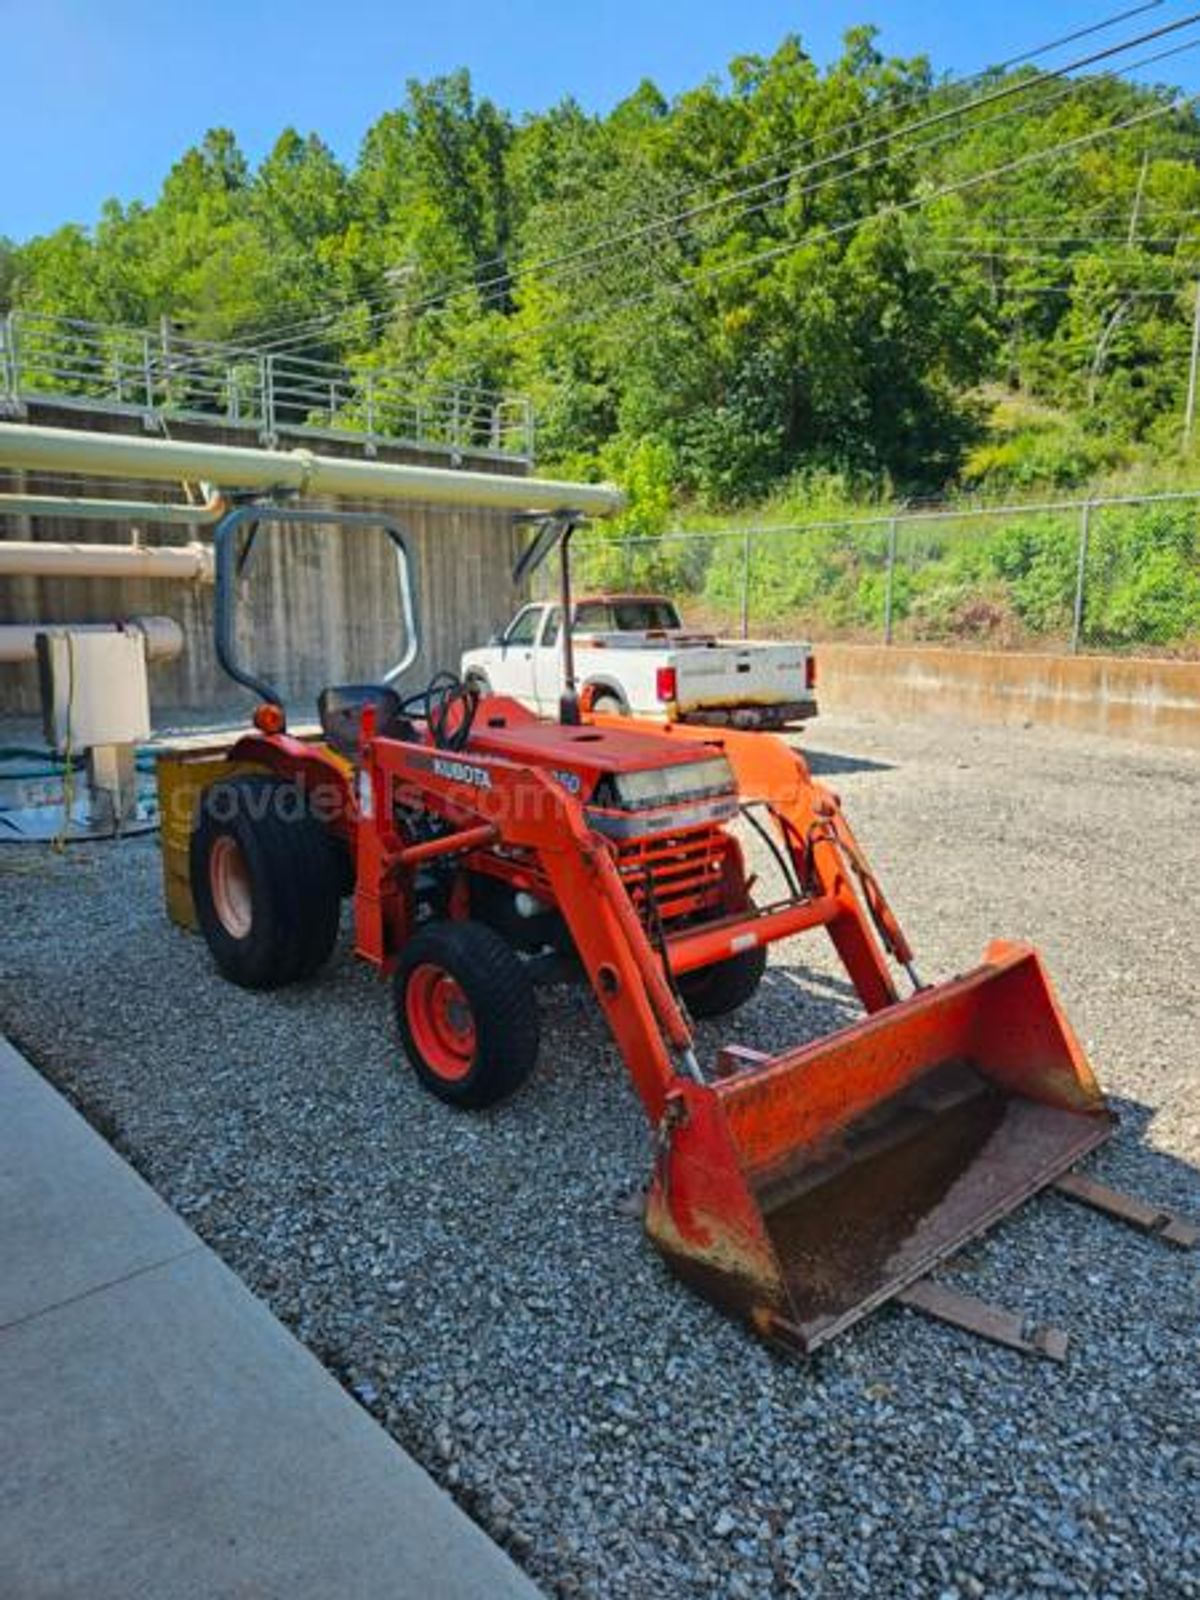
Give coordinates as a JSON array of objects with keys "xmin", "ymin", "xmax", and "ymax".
[{"xmin": 401, "ymin": 671, "xmax": 478, "ymax": 752}]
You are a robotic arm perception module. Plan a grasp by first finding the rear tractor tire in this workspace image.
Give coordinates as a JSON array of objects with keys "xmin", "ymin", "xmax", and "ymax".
[
  {"xmin": 190, "ymin": 774, "xmax": 342, "ymax": 990},
  {"xmin": 678, "ymin": 942, "xmax": 767, "ymax": 1019},
  {"xmin": 394, "ymin": 921, "xmax": 540, "ymax": 1109}
]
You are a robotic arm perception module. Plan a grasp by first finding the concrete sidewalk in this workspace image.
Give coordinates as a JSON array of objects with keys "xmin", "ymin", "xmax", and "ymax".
[{"xmin": 0, "ymin": 1036, "xmax": 541, "ymax": 1600}]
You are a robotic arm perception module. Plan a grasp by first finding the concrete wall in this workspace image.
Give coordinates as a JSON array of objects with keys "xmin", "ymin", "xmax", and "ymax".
[
  {"xmin": 817, "ymin": 642, "xmax": 1200, "ymax": 747},
  {"xmin": 0, "ymin": 404, "xmax": 528, "ymax": 716}
]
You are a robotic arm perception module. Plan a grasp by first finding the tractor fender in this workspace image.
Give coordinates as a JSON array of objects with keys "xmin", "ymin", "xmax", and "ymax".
[{"xmin": 226, "ymin": 732, "xmax": 356, "ymax": 836}]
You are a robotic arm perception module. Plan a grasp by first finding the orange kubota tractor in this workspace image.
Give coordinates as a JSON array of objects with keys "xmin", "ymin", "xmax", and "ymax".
[{"xmin": 175, "ymin": 506, "xmax": 1192, "ymax": 1360}]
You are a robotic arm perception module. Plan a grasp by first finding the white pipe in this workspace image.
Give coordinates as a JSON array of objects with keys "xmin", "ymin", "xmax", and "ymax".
[
  {"xmin": 0, "ymin": 422, "xmax": 626, "ymax": 516},
  {"xmin": 0, "ymin": 616, "xmax": 184, "ymax": 665},
  {"xmin": 0, "ymin": 539, "xmax": 213, "ymax": 581},
  {"xmin": 0, "ymin": 485, "xmax": 227, "ymax": 525}
]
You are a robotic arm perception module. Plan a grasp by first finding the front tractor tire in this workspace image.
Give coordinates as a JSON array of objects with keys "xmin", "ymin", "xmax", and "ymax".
[
  {"xmin": 190, "ymin": 774, "xmax": 342, "ymax": 990},
  {"xmin": 678, "ymin": 942, "xmax": 768, "ymax": 1019},
  {"xmin": 394, "ymin": 921, "xmax": 540, "ymax": 1109}
]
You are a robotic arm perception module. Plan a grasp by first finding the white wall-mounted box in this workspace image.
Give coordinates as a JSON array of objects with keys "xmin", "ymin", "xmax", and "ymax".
[{"xmin": 36, "ymin": 630, "xmax": 151, "ymax": 753}]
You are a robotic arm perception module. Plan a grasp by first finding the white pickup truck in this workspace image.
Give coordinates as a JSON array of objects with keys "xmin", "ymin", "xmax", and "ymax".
[{"xmin": 462, "ymin": 594, "xmax": 817, "ymax": 729}]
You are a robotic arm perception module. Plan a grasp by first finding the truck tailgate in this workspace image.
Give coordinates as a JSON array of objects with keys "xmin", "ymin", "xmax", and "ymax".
[{"xmin": 673, "ymin": 642, "xmax": 809, "ymax": 712}]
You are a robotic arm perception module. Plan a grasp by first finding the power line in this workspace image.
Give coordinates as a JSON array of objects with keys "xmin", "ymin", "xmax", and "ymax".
[
  {"xmin": 981, "ymin": 206, "xmax": 1200, "ymax": 230},
  {"xmin": 355, "ymin": 31, "xmax": 1200, "ymax": 344},
  {"xmin": 502, "ymin": 91, "xmax": 1197, "ymax": 346},
  {"xmin": 261, "ymin": 16, "xmax": 1194, "ymax": 349},
  {"xmin": 645, "ymin": 0, "xmax": 1171, "ymax": 213},
  {"xmin": 649, "ymin": 35, "xmax": 1200, "ymax": 253},
  {"xmin": 233, "ymin": 8, "xmax": 1157, "ymax": 349},
  {"xmin": 926, "ymin": 228, "xmax": 1199, "ymax": 243},
  {"xmin": 1010, "ymin": 284, "xmax": 1191, "ymax": 296},
  {"xmin": 923, "ymin": 244, "xmax": 1199, "ymax": 262},
  {"xmin": 991, "ymin": 0, "xmax": 1164, "ymax": 69},
  {"xmin": 261, "ymin": 3, "xmax": 1172, "ymax": 348},
  {"xmin": 242, "ymin": 8, "xmax": 1200, "ymax": 354}
]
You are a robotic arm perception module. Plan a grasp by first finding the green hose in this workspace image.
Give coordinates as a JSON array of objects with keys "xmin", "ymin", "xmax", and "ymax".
[{"xmin": 0, "ymin": 745, "xmax": 159, "ymax": 781}]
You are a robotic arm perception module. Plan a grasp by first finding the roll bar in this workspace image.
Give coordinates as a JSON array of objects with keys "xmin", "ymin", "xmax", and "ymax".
[{"xmin": 213, "ymin": 504, "xmax": 419, "ymax": 707}]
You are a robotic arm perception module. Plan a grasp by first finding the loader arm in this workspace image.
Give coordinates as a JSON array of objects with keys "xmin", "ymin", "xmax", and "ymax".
[
  {"xmin": 353, "ymin": 712, "xmax": 1117, "ymax": 1358},
  {"xmin": 355, "ymin": 722, "xmax": 698, "ymax": 1122},
  {"xmin": 355, "ymin": 713, "xmax": 931, "ymax": 1124},
  {"xmin": 600, "ymin": 714, "xmax": 909, "ymax": 1011},
  {"xmin": 584, "ymin": 714, "xmax": 1116, "ymax": 1354}
]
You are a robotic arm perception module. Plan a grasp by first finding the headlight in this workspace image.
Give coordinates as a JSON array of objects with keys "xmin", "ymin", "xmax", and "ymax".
[{"xmin": 612, "ymin": 755, "xmax": 735, "ymax": 811}]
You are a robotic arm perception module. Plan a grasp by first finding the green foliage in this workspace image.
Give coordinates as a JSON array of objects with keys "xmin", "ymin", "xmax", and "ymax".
[
  {"xmin": 1085, "ymin": 504, "xmax": 1200, "ymax": 644},
  {"xmin": 603, "ymin": 436, "xmax": 676, "ymax": 537},
  {"xmin": 704, "ymin": 521, "xmax": 893, "ymax": 631},
  {"xmin": 6, "ymin": 27, "xmax": 1200, "ymax": 583},
  {"xmin": 565, "ymin": 437, "xmax": 683, "ymax": 590},
  {"xmin": 0, "ymin": 237, "xmax": 17, "ymax": 313},
  {"xmin": 981, "ymin": 515, "xmax": 1079, "ymax": 632},
  {"xmin": 963, "ymin": 413, "xmax": 1130, "ymax": 492},
  {"xmin": 598, "ymin": 499, "xmax": 1200, "ymax": 650}
]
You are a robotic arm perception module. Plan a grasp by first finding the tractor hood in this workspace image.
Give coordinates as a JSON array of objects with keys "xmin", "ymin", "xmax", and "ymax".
[
  {"xmin": 468, "ymin": 703, "xmax": 736, "ymax": 821},
  {"xmin": 470, "ymin": 706, "xmax": 726, "ymax": 777}
]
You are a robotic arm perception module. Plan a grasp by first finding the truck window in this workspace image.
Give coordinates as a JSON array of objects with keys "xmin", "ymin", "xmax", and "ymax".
[
  {"xmin": 573, "ymin": 602, "xmax": 613, "ymax": 632},
  {"xmin": 504, "ymin": 605, "xmax": 543, "ymax": 647},
  {"xmin": 611, "ymin": 599, "xmax": 682, "ymax": 631},
  {"xmin": 541, "ymin": 607, "xmax": 561, "ymax": 647}
]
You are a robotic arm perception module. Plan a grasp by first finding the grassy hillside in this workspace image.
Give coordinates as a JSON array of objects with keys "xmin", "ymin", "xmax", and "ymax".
[
  {"xmin": 4, "ymin": 23, "xmax": 1199, "ymax": 647},
  {"xmin": 5, "ymin": 25, "xmax": 1200, "ymax": 510},
  {"xmin": 570, "ymin": 393, "xmax": 1200, "ymax": 652}
]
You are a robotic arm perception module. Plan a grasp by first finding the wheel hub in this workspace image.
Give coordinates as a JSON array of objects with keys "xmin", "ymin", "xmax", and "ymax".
[
  {"xmin": 406, "ymin": 963, "xmax": 477, "ymax": 1081},
  {"xmin": 209, "ymin": 835, "xmax": 252, "ymax": 939}
]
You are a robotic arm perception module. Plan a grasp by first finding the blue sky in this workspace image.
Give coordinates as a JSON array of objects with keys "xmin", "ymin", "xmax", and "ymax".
[{"xmin": 4, "ymin": 0, "xmax": 1198, "ymax": 241}]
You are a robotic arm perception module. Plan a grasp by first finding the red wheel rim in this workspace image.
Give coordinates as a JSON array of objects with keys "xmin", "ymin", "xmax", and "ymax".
[
  {"xmin": 405, "ymin": 964, "xmax": 477, "ymax": 1081},
  {"xmin": 210, "ymin": 835, "xmax": 252, "ymax": 939}
]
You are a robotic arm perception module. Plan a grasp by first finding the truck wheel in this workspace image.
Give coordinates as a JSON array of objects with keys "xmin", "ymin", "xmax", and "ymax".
[
  {"xmin": 678, "ymin": 943, "xmax": 767, "ymax": 1019},
  {"xmin": 464, "ymin": 670, "xmax": 492, "ymax": 698},
  {"xmin": 190, "ymin": 774, "xmax": 342, "ymax": 989},
  {"xmin": 395, "ymin": 922, "xmax": 540, "ymax": 1109},
  {"xmin": 588, "ymin": 688, "xmax": 628, "ymax": 716}
]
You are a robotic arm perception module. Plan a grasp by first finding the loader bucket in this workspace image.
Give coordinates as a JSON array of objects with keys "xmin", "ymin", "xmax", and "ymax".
[{"xmin": 645, "ymin": 941, "xmax": 1115, "ymax": 1354}]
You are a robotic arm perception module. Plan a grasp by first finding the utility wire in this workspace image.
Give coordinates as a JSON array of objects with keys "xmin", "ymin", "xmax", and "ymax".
[
  {"xmin": 242, "ymin": 9, "xmax": 1200, "ymax": 353},
  {"xmin": 1012, "ymin": 284, "xmax": 1192, "ymax": 296},
  {"xmin": 991, "ymin": 0, "xmax": 1163, "ymax": 69},
  {"xmin": 644, "ymin": 0, "xmax": 1170, "ymax": 212},
  {"xmin": 924, "ymin": 246, "xmax": 1198, "ymax": 263},
  {"xmin": 239, "ymin": 1, "xmax": 1171, "ymax": 347},
  {"xmin": 502, "ymin": 91, "xmax": 1197, "ymax": 346},
  {"xmin": 276, "ymin": 0, "xmax": 1176, "ymax": 348},
  {"xmin": 622, "ymin": 36, "xmax": 1200, "ymax": 257},
  {"xmin": 255, "ymin": 20, "xmax": 1189, "ymax": 352},
  {"xmin": 925, "ymin": 228, "xmax": 1199, "ymax": 243},
  {"xmin": 327, "ymin": 30, "xmax": 1200, "ymax": 347}
]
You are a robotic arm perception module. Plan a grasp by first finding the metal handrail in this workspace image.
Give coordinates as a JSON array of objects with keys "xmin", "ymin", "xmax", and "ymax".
[{"xmin": 0, "ymin": 309, "xmax": 534, "ymax": 460}]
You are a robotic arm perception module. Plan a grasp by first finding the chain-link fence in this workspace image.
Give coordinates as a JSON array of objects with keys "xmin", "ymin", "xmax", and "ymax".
[{"xmin": 554, "ymin": 491, "xmax": 1200, "ymax": 656}]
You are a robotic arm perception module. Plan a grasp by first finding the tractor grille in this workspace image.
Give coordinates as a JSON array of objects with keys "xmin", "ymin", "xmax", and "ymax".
[{"xmin": 617, "ymin": 825, "xmax": 727, "ymax": 925}]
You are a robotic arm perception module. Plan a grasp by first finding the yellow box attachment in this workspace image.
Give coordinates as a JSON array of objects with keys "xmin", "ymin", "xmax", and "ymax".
[{"xmin": 155, "ymin": 741, "xmax": 267, "ymax": 929}]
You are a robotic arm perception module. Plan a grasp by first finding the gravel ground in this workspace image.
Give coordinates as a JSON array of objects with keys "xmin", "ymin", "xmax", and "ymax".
[{"xmin": 2, "ymin": 708, "xmax": 1198, "ymax": 1598}]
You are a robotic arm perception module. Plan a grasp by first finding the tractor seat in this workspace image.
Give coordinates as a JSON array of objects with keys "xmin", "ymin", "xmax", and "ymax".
[{"xmin": 317, "ymin": 685, "xmax": 416, "ymax": 759}]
